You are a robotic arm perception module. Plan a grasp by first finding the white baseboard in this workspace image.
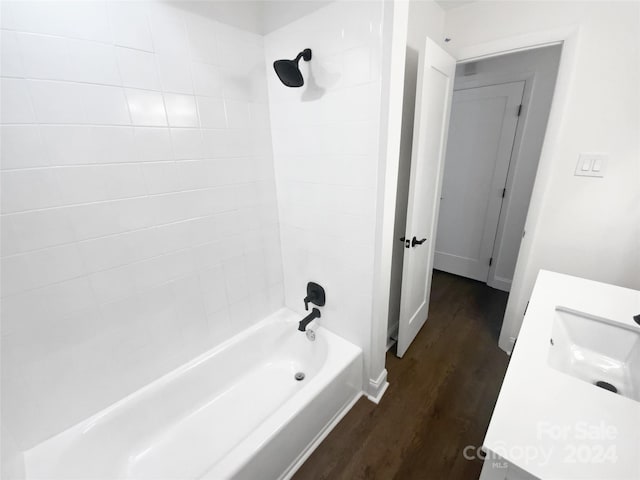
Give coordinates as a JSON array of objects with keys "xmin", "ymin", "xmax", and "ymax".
[
  {"xmin": 365, "ymin": 369, "xmax": 389, "ymax": 404},
  {"xmin": 487, "ymin": 276, "xmax": 512, "ymax": 292},
  {"xmin": 280, "ymin": 392, "xmax": 363, "ymax": 480}
]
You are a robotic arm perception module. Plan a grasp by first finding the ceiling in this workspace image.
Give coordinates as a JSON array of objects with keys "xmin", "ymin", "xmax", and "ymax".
[
  {"xmin": 435, "ymin": 0, "xmax": 477, "ymax": 11},
  {"xmin": 174, "ymin": 0, "xmax": 477, "ymax": 35},
  {"xmin": 174, "ymin": 1, "xmax": 332, "ymax": 35}
]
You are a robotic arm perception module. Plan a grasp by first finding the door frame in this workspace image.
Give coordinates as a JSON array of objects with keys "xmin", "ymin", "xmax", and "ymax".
[{"xmin": 370, "ymin": 24, "xmax": 580, "ymax": 401}]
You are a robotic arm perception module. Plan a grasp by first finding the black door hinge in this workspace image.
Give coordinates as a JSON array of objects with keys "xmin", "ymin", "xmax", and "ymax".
[
  {"xmin": 517, "ymin": 104, "xmax": 523, "ymax": 116},
  {"xmin": 501, "ymin": 188, "xmax": 506, "ymax": 198},
  {"xmin": 524, "ymin": 300, "xmax": 529, "ymax": 316},
  {"xmin": 489, "ymin": 257, "xmax": 493, "ymax": 266}
]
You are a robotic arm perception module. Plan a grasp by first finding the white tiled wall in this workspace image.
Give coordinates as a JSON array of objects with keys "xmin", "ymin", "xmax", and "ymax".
[
  {"xmin": 265, "ymin": 1, "xmax": 383, "ymax": 363},
  {"xmin": 1, "ymin": 1, "xmax": 283, "ymax": 448}
]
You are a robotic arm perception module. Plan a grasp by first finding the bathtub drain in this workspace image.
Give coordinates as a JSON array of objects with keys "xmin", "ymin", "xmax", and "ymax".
[
  {"xmin": 594, "ymin": 380, "xmax": 617, "ymax": 393},
  {"xmin": 295, "ymin": 372, "xmax": 305, "ymax": 381}
]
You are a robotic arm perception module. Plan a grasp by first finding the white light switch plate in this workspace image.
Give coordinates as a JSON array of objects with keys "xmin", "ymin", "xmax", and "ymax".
[{"xmin": 575, "ymin": 153, "xmax": 608, "ymax": 177}]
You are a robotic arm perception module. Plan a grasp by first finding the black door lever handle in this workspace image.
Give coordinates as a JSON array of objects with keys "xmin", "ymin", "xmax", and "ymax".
[{"xmin": 411, "ymin": 236, "xmax": 427, "ymax": 247}]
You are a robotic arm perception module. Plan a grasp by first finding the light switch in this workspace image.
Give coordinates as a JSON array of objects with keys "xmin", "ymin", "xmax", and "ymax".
[
  {"xmin": 575, "ymin": 153, "xmax": 608, "ymax": 178},
  {"xmin": 592, "ymin": 158, "xmax": 602, "ymax": 172},
  {"xmin": 581, "ymin": 158, "xmax": 592, "ymax": 171}
]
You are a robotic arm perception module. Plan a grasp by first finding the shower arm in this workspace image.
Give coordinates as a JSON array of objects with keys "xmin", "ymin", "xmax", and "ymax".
[{"xmin": 295, "ymin": 48, "xmax": 312, "ymax": 64}]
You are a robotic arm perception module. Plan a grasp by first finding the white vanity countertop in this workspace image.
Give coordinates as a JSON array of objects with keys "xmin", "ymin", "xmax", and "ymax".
[{"xmin": 483, "ymin": 270, "xmax": 640, "ymax": 479}]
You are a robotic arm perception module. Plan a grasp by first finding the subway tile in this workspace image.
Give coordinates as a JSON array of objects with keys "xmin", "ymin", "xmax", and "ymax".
[
  {"xmin": 192, "ymin": 62, "xmax": 224, "ymax": 97},
  {"xmin": 110, "ymin": 197, "xmax": 157, "ymax": 232},
  {"xmin": 224, "ymin": 100, "xmax": 250, "ymax": 128},
  {"xmin": 1, "ymin": 254, "xmax": 32, "ymax": 297},
  {"xmin": 2, "ymin": 208, "xmax": 75, "ymax": 255},
  {"xmin": 170, "ymin": 128, "xmax": 204, "ymax": 159},
  {"xmin": 228, "ymin": 297, "xmax": 255, "ymax": 329},
  {"xmin": 132, "ymin": 250, "xmax": 194, "ymax": 292},
  {"xmin": 125, "ymin": 89, "xmax": 167, "ymax": 126},
  {"xmin": 1, "ymin": 126, "xmax": 49, "ymax": 169},
  {"xmin": 26, "ymin": 243, "xmax": 86, "ymax": 289},
  {"xmin": 141, "ymin": 162, "xmax": 181, "ymax": 194},
  {"xmin": 147, "ymin": 192, "xmax": 193, "ymax": 225},
  {"xmin": 186, "ymin": 14, "xmax": 218, "ymax": 65},
  {"xmin": 245, "ymin": 251, "xmax": 268, "ymax": 291},
  {"xmin": 1, "ymin": 78, "xmax": 36, "ymax": 124},
  {"xmin": 108, "ymin": 1, "xmax": 154, "ymax": 52},
  {"xmin": 66, "ymin": 39, "xmax": 120, "ymax": 86},
  {"xmin": 2, "ymin": 277, "xmax": 96, "ymax": 336},
  {"xmin": 198, "ymin": 265, "xmax": 228, "ymax": 314},
  {"xmin": 197, "ymin": 186, "xmax": 237, "ymax": 215},
  {"xmin": 78, "ymin": 233, "xmax": 141, "ymax": 273},
  {"xmin": 221, "ymin": 69, "xmax": 252, "ymax": 101},
  {"xmin": 54, "ymin": 166, "xmax": 110, "ymax": 205},
  {"xmin": 342, "ymin": 47, "xmax": 372, "ymax": 87},
  {"xmin": 1, "ymin": 1, "xmax": 111, "ymax": 43},
  {"xmin": 1, "ymin": 168, "xmax": 60, "ymax": 213},
  {"xmin": 202, "ymin": 129, "xmax": 251, "ymax": 158},
  {"xmin": 134, "ymin": 127, "xmax": 173, "ymax": 161},
  {"xmin": 91, "ymin": 127, "xmax": 137, "ymax": 164},
  {"xmin": 196, "ymin": 97, "xmax": 227, "ymax": 128},
  {"xmin": 66, "ymin": 202, "xmax": 121, "ymax": 241},
  {"xmin": 116, "ymin": 47, "xmax": 160, "ymax": 91},
  {"xmin": 164, "ymin": 94, "xmax": 199, "ymax": 127},
  {"xmin": 171, "ymin": 275, "xmax": 208, "ymax": 347},
  {"xmin": 80, "ymin": 84, "xmax": 131, "ymax": 125},
  {"xmin": 157, "ymin": 55, "xmax": 193, "ymax": 94},
  {"xmin": 148, "ymin": 3, "xmax": 189, "ymax": 57},
  {"xmin": 206, "ymin": 306, "xmax": 233, "ymax": 345},
  {"xmin": 101, "ymin": 164, "xmax": 147, "ymax": 200},
  {"xmin": 176, "ymin": 160, "xmax": 212, "ymax": 189},
  {"xmin": 16, "ymin": 32, "xmax": 71, "ymax": 81},
  {"xmin": 151, "ymin": 222, "xmax": 192, "ymax": 255},
  {"xmin": 41, "ymin": 126, "xmax": 96, "ymax": 166},
  {"xmin": 191, "ymin": 238, "xmax": 240, "ymax": 270},
  {"xmin": 2, "ymin": 244, "xmax": 85, "ymax": 295},
  {"xmin": 0, "ymin": 30, "xmax": 24, "ymax": 77},
  {"xmin": 0, "ymin": 0, "xmax": 293, "ymax": 449},
  {"xmin": 28, "ymin": 80, "xmax": 85, "ymax": 124}
]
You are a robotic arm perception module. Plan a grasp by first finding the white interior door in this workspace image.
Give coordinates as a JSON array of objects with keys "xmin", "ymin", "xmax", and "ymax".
[
  {"xmin": 396, "ymin": 38, "xmax": 455, "ymax": 358},
  {"xmin": 434, "ymin": 81, "xmax": 525, "ymax": 283}
]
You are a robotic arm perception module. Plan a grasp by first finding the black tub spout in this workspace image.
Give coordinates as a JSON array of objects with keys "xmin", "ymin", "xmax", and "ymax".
[{"xmin": 298, "ymin": 308, "xmax": 321, "ymax": 332}]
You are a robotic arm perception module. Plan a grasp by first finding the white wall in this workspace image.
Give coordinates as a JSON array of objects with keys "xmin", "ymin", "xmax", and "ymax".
[
  {"xmin": 388, "ymin": 0, "xmax": 445, "ymax": 339},
  {"xmin": 450, "ymin": 45, "xmax": 562, "ymax": 290},
  {"xmin": 265, "ymin": 1, "xmax": 384, "ymax": 385},
  {"xmin": 0, "ymin": 0, "xmax": 283, "ymax": 457},
  {"xmin": 444, "ymin": 1, "xmax": 640, "ymax": 350}
]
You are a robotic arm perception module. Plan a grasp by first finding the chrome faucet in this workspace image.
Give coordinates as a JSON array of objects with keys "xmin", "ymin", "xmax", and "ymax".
[{"xmin": 298, "ymin": 308, "xmax": 321, "ymax": 332}]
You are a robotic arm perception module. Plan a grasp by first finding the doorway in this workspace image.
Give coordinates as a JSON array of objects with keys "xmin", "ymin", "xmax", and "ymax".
[
  {"xmin": 436, "ymin": 80, "xmax": 525, "ymax": 286},
  {"xmin": 435, "ymin": 46, "xmax": 562, "ymax": 292},
  {"xmin": 389, "ymin": 42, "xmax": 562, "ymax": 355}
]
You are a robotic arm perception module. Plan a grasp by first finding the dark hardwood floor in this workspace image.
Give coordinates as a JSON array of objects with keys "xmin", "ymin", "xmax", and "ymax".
[{"xmin": 293, "ymin": 270, "xmax": 510, "ymax": 480}]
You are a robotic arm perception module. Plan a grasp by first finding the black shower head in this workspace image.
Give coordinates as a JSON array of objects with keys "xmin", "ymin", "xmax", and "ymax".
[{"xmin": 273, "ymin": 48, "xmax": 312, "ymax": 87}]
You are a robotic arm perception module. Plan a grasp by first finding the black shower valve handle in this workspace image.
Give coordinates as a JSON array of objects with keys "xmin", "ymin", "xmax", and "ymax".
[
  {"xmin": 303, "ymin": 282, "xmax": 326, "ymax": 311},
  {"xmin": 303, "ymin": 291, "xmax": 318, "ymax": 311},
  {"xmin": 304, "ymin": 295, "xmax": 312, "ymax": 311}
]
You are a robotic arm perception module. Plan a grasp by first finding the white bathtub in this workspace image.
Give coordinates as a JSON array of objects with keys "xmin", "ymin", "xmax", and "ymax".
[{"xmin": 24, "ymin": 308, "xmax": 363, "ymax": 479}]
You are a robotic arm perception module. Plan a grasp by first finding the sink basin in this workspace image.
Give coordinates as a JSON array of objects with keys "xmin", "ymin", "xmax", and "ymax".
[{"xmin": 547, "ymin": 307, "xmax": 640, "ymax": 402}]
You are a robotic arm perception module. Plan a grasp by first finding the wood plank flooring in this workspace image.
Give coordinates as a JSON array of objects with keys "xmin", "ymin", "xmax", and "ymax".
[{"xmin": 293, "ymin": 270, "xmax": 510, "ymax": 480}]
